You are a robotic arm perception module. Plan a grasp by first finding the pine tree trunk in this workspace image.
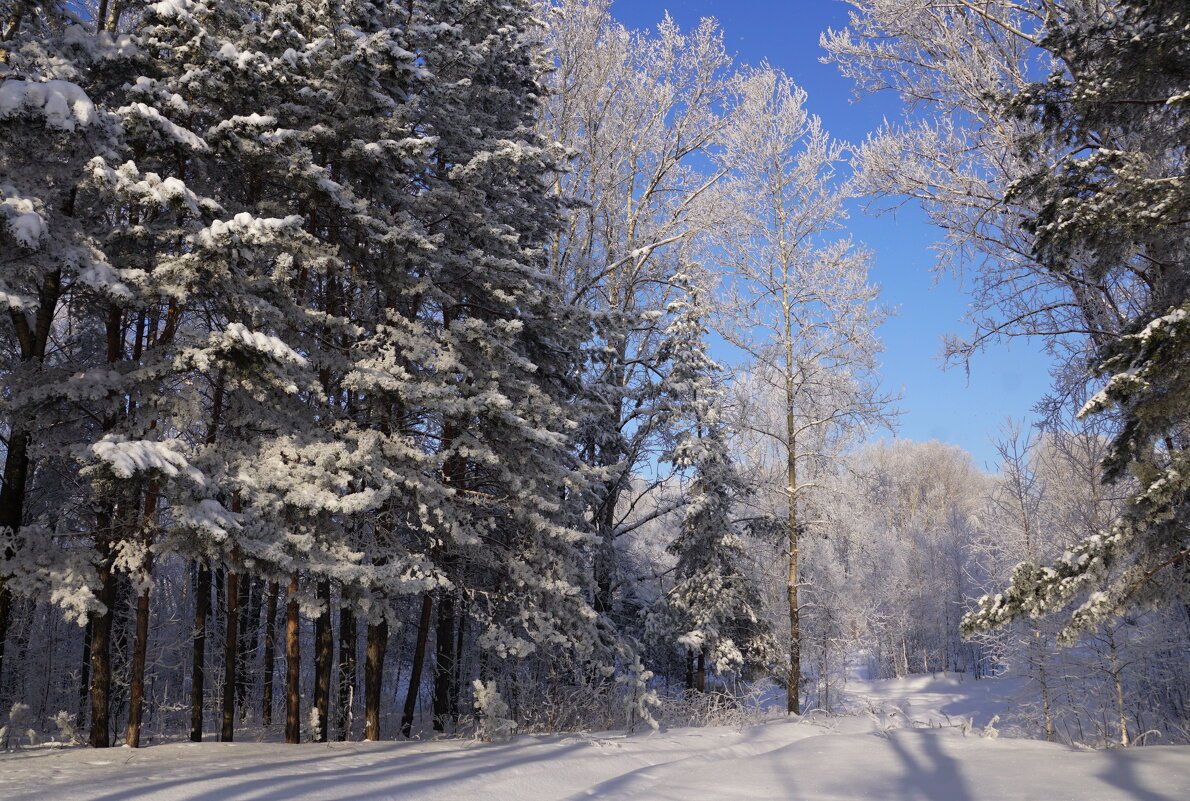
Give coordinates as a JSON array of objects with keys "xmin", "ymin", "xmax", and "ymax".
[
  {"xmin": 261, "ymin": 581, "xmax": 278, "ymax": 727},
  {"xmin": 88, "ymin": 540, "xmax": 118, "ymax": 747},
  {"xmin": 219, "ymin": 569, "xmax": 238, "ymax": 741},
  {"xmin": 336, "ymin": 606, "xmax": 357, "ymax": 740},
  {"xmin": 79, "ymin": 617, "xmax": 93, "ymax": 722},
  {"xmin": 125, "ymin": 556, "xmax": 153, "ymax": 747},
  {"xmin": 696, "ymin": 652, "xmax": 706, "ymax": 693},
  {"xmin": 0, "ymin": 424, "xmax": 33, "ymax": 688},
  {"xmin": 313, "ymin": 579, "xmax": 332, "ymax": 742},
  {"xmin": 364, "ymin": 618, "xmax": 387, "ymax": 741},
  {"xmin": 190, "ymin": 562, "xmax": 210, "ymax": 741},
  {"xmin": 235, "ymin": 575, "xmax": 253, "ymax": 722},
  {"xmin": 432, "ymin": 590, "xmax": 456, "ymax": 732},
  {"xmin": 685, "ymin": 650, "xmax": 695, "ymax": 691},
  {"xmin": 450, "ymin": 599, "xmax": 465, "ymax": 720},
  {"xmin": 126, "ymin": 489, "xmax": 157, "ymax": 748},
  {"xmin": 401, "ymin": 592, "xmax": 434, "ymax": 738},
  {"xmin": 0, "ymin": 269, "xmax": 60, "ymax": 691},
  {"xmin": 285, "ymin": 574, "xmax": 301, "ymax": 744}
]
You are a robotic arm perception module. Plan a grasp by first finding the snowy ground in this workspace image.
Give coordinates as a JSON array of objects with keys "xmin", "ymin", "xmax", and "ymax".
[{"xmin": 3, "ymin": 675, "xmax": 1188, "ymax": 801}]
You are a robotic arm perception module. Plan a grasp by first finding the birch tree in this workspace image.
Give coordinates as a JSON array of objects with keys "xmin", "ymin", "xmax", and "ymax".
[{"xmin": 713, "ymin": 69, "xmax": 894, "ymax": 713}]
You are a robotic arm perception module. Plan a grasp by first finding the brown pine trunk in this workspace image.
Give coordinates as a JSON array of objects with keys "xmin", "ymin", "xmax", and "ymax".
[
  {"xmin": 190, "ymin": 562, "xmax": 210, "ymax": 741},
  {"xmin": 219, "ymin": 569, "xmax": 239, "ymax": 741},
  {"xmin": 88, "ymin": 540, "xmax": 118, "ymax": 747},
  {"xmin": 696, "ymin": 652, "xmax": 706, "ymax": 693},
  {"xmin": 401, "ymin": 592, "xmax": 434, "ymax": 738},
  {"xmin": 261, "ymin": 581, "xmax": 278, "ymax": 726},
  {"xmin": 336, "ymin": 606, "xmax": 357, "ymax": 740},
  {"xmin": 313, "ymin": 580, "xmax": 332, "ymax": 742},
  {"xmin": 285, "ymin": 574, "xmax": 301, "ymax": 744},
  {"xmin": 0, "ymin": 267, "xmax": 61, "ymax": 683},
  {"xmin": 126, "ymin": 488, "xmax": 157, "ymax": 748},
  {"xmin": 235, "ymin": 575, "xmax": 253, "ymax": 721},
  {"xmin": 364, "ymin": 618, "xmax": 388, "ymax": 741},
  {"xmin": 79, "ymin": 617, "xmax": 93, "ymax": 721},
  {"xmin": 431, "ymin": 590, "xmax": 456, "ymax": 732},
  {"xmin": 0, "ymin": 585, "xmax": 10, "ymax": 692}
]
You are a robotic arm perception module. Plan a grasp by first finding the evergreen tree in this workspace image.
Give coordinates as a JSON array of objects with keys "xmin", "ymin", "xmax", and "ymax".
[
  {"xmin": 648, "ymin": 276, "xmax": 774, "ymax": 686},
  {"xmin": 963, "ymin": 0, "xmax": 1190, "ymax": 640}
]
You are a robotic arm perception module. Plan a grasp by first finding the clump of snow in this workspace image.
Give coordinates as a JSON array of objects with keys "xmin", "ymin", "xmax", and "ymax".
[
  {"xmin": 0, "ymin": 186, "xmax": 47, "ymax": 249},
  {"xmin": 90, "ymin": 437, "xmax": 206, "ymax": 484},
  {"xmin": 218, "ymin": 322, "xmax": 309, "ymax": 367},
  {"xmin": 0, "ymin": 80, "xmax": 96, "ymax": 130}
]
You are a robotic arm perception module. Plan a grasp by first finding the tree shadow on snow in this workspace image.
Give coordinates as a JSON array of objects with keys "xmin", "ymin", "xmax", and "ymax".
[
  {"xmin": 883, "ymin": 730, "xmax": 973, "ymax": 801},
  {"xmin": 72, "ymin": 738, "xmax": 588, "ymax": 801},
  {"xmin": 1095, "ymin": 747, "xmax": 1181, "ymax": 801}
]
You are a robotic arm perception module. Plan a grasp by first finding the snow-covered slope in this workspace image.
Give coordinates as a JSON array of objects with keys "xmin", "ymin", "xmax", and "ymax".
[{"xmin": 3, "ymin": 676, "xmax": 1187, "ymax": 801}]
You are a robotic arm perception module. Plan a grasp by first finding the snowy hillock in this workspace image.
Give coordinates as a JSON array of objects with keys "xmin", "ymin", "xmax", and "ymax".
[{"xmin": 2, "ymin": 674, "xmax": 1187, "ymax": 801}]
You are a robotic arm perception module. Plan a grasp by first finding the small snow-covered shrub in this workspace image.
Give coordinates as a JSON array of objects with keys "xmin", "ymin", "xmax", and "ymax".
[
  {"xmin": 0, "ymin": 703, "xmax": 36, "ymax": 749},
  {"xmin": 51, "ymin": 711, "xmax": 83, "ymax": 745},
  {"xmin": 618, "ymin": 656, "xmax": 661, "ymax": 733},
  {"xmin": 472, "ymin": 680, "xmax": 516, "ymax": 743}
]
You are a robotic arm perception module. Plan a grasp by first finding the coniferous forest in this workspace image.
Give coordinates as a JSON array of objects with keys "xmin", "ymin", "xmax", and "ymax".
[{"xmin": 0, "ymin": 0, "xmax": 1187, "ymax": 759}]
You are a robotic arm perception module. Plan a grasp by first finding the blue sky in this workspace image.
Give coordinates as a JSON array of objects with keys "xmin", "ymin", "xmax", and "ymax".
[{"xmin": 609, "ymin": 0, "xmax": 1053, "ymax": 471}]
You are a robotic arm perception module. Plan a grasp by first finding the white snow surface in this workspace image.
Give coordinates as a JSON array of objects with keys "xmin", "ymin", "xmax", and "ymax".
[{"xmin": 2, "ymin": 674, "xmax": 1188, "ymax": 800}]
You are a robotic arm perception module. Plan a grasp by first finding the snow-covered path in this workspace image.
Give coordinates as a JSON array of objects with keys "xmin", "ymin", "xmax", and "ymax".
[{"xmin": 3, "ymin": 676, "xmax": 1188, "ymax": 801}]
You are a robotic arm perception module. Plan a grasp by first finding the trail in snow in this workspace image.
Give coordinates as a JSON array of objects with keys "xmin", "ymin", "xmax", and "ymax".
[{"xmin": 2, "ymin": 675, "xmax": 1187, "ymax": 801}]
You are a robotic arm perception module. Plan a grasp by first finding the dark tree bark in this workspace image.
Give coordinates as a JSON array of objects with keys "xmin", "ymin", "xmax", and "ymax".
[
  {"xmin": 431, "ymin": 590, "xmax": 457, "ymax": 732},
  {"xmin": 88, "ymin": 540, "xmax": 118, "ymax": 747},
  {"xmin": 400, "ymin": 592, "xmax": 434, "ymax": 738},
  {"xmin": 190, "ymin": 562, "xmax": 210, "ymax": 741},
  {"xmin": 79, "ymin": 617, "xmax": 93, "ymax": 722},
  {"xmin": 451, "ymin": 607, "xmax": 465, "ymax": 719},
  {"xmin": 0, "ymin": 268, "xmax": 62, "ymax": 685},
  {"xmin": 235, "ymin": 575, "xmax": 256, "ymax": 722},
  {"xmin": 313, "ymin": 580, "xmax": 332, "ymax": 742},
  {"xmin": 261, "ymin": 581, "xmax": 278, "ymax": 726},
  {"xmin": 696, "ymin": 652, "xmax": 706, "ymax": 694},
  {"xmin": 125, "ymin": 488, "xmax": 157, "ymax": 748},
  {"xmin": 125, "ymin": 560, "xmax": 153, "ymax": 746},
  {"xmin": 363, "ymin": 618, "xmax": 387, "ymax": 741},
  {"xmin": 336, "ymin": 606, "xmax": 357, "ymax": 740},
  {"xmin": 219, "ymin": 569, "xmax": 238, "ymax": 741},
  {"xmin": 285, "ymin": 575, "xmax": 301, "ymax": 744}
]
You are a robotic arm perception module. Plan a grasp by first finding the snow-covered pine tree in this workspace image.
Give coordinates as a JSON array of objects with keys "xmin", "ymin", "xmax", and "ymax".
[
  {"xmin": 648, "ymin": 275, "xmax": 774, "ymax": 689},
  {"xmin": 963, "ymin": 0, "xmax": 1190, "ymax": 641}
]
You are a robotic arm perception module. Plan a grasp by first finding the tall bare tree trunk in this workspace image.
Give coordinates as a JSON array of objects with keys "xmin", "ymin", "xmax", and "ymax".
[
  {"xmin": 285, "ymin": 574, "xmax": 301, "ymax": 744},
  {"xmin": 431, "ymin": 590, "xmax": 456, "ymax": 732},
  {"xmin": 88, "ymin": 539, "xmax": 118, "ymax": 747},
  {"xmin": 79, "ymin": 617, "xmax": 93, "ymax": 721},
  {"xmin": 190, "ymin": 562, "xmax": 210, "ymax": 741},
  {"xmin": 262, "ymin": 581, "xmax": 278, "ymax": 726},
  {"xmin": 401, "ymin": 592, "xmax": 434, "ymax": 738},
  {"xmin": 126, "ymin": 487, "xmax": 157, "ymax": 748},
  {"xmin": 219, "ymin": 569, "xmax": 239, "ymax": 741},
  {"xmin": 364, "ymin": 618, "xmax": 387, "ymax": 741},
  {"xmin": 336, "ymin": 606, "xmax": 357, "ymax": 740},
  {"xmin": 1, "ymin": 267, "xmax": 63, "ymax": 698},
  {"xmin": 786, "ymin": 421, "xmax": 801, "ymax": 714},
  {"xmin": 235, "ymin": 575, "xmax": 254, "ymax": 722},
  {"xmin": 313, "ymin": 580, "xmax": 332, "ymax": 742}
]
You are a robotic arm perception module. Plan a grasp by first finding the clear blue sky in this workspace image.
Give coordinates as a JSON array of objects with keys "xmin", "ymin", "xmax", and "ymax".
[{"xmin": 610, "ymin": 0, "xmax": 1053, "ymax": 471}]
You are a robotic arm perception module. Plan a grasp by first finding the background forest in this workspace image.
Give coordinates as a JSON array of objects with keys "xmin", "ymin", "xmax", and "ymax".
[{"xmin": 0, "ymin": 0, "xmax": 1186, "ymax": 752}]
